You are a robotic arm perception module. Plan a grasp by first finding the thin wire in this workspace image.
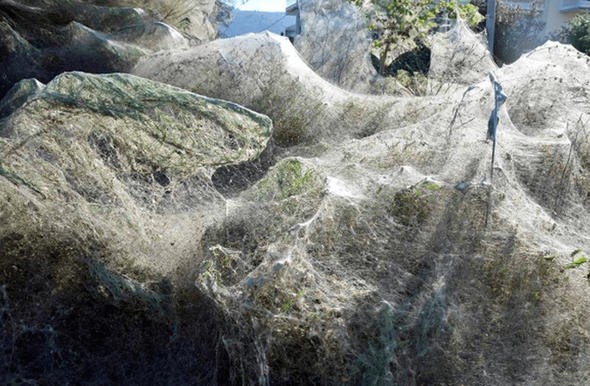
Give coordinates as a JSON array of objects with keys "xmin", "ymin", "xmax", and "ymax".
[{"xmin": 256, "ymin": 14, "xmax": 289, "ymax": 33}]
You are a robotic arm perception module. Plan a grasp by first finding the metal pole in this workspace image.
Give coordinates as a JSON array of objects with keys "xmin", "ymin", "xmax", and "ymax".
[
  {"xmin": 491, "ymin": 81, "xmax": 498, "ymax": 183},
  {"xmin": 486, "ymin": 0, "xmax": 496, "ymax": 52},
  {"xmin": 490, "ymin": 131, "xmax": 497, "ymax": 182},
  {"xmin": 486, "ymin": 113, "xmax": 496, "ymax": 227}
]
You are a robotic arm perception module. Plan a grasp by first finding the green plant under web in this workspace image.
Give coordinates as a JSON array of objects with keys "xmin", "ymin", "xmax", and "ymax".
[
  {"xmin": 348, "ymin": 0, "xmax": 483, "ymax": 74},
  {"xmin": 559, "ymin": 13, "xmax": 590, "ymax": 56},
  {"xmin": 562, "ymin": 249, "xmax": 588, "ymax": 270}
]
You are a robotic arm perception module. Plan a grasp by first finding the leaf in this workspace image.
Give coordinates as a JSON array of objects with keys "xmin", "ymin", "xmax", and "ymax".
[
  {"xmin": 573, "ymin": 256, "xmax": 588, "ymax": 266},
  {"xmin": 562, "ymin": 255, "xmax": 588, "ymax": 270}
]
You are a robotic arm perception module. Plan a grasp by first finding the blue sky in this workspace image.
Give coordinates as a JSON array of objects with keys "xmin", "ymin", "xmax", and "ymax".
[{"xmin": 237, "ymin": 0, "xmax": 287, "ymax": 12}]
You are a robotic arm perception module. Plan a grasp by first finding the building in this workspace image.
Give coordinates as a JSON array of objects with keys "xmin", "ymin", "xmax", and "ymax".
[
  {"xmin": 494, "ymin": 0, "xmax": 590, "ymax": 61},
  {"xmin": 285, "ymin": 0, "xmax": 301, "ymax": 41},
  {"xmin": 503, "ymin": 0, "xmax": 588, "ymax": 31}
]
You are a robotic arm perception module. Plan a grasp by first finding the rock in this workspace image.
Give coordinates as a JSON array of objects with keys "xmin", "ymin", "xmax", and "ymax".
[
  {"xmin": 67, "ymin": 2, "xmax": 152, "ymax": 33},
  {"xmin": 94, "ymin": 0, "xmax": 220, "ymax": 42},
  {"xmin": 0, "ymin": 71, "xmax": 271, "ymax": 383},
  {"xmin": 0, "ymin": 0, "xmax": 190, "ymax": 99},
  {"xmin": 1, "ymin": 71, "xmax": 271, "ymax": 211},
  {"xmin": 0, "ymin": 78, "xmax": 45, "ymax": 119},
  {"xmin": 110, "ymin": 21, "xmax": 190, "ymax": 51}
]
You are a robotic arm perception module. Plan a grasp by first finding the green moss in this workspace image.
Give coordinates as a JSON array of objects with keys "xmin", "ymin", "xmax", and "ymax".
[
  {"xmin": 276, "ymin": 160, "xmax": 314, "ymax": 199},
  {"xmin": 254, "ymin": 159, "xmax": 321, "ymax": 201}
]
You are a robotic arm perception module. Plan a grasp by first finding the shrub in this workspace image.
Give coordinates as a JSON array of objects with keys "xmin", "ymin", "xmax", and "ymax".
[{"xmin": 560, "ymin": 13, "xmax": 590, "ymax": 56}]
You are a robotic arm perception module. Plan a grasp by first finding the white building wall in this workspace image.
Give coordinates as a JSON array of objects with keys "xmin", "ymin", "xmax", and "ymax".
[{"xmin": 496, "ymin": 0, "xmax": 589, "ymax": 62}]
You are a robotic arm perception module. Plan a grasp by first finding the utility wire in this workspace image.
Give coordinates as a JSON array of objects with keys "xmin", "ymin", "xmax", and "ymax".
[{"xmin": 257, "ymin": 14, "xmax": 289, "ymax": 33}]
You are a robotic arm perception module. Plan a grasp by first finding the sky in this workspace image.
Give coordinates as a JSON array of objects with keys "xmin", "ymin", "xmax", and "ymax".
[{"xmin": 237, "ymin": 0, "xmax": 287, "ymax": 12}]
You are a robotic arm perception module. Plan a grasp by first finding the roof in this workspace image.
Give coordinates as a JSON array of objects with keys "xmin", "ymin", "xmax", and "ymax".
[{"xmin": 286, "ymin": 0, "xmax": 299, "ymax": 15}]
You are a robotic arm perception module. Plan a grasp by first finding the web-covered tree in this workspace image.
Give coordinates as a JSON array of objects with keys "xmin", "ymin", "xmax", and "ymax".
[{"xmin": 348, "ymin": 0, "xmax": 483, "ymax": 74}]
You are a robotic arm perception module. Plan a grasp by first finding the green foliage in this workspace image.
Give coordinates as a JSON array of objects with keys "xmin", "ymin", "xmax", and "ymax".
[
  {"xmin": 348, "ymin": 0, "xmax": 483, "ymax": 74},
  {"xmin": 390, "ymin": 69, "xmax": 428, "ymax": 95},
  {"xmin": 280, "ymin": 289, "xmax": 305, "ymax": 313},
  {"xmin": 422, "ymin": 181, "xmax": 441, "ymax": 191},
  {"xmin": 437, "ymin": 1, "xmax": 483, "ymax": 26},
  {"xmin": 275, "ymin": 159, "xmax": 316, "ymax": 199},
  {"xmin": 560, "ymin": 13, "xmax": 590, "ymax": 56},
  {"xmin": 562, "ymin": 249, "xmax": 588, "ymax": 270},
  {"xmin": 254, "ymin": 159, "xmax": 320, "ymax": 202}
]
